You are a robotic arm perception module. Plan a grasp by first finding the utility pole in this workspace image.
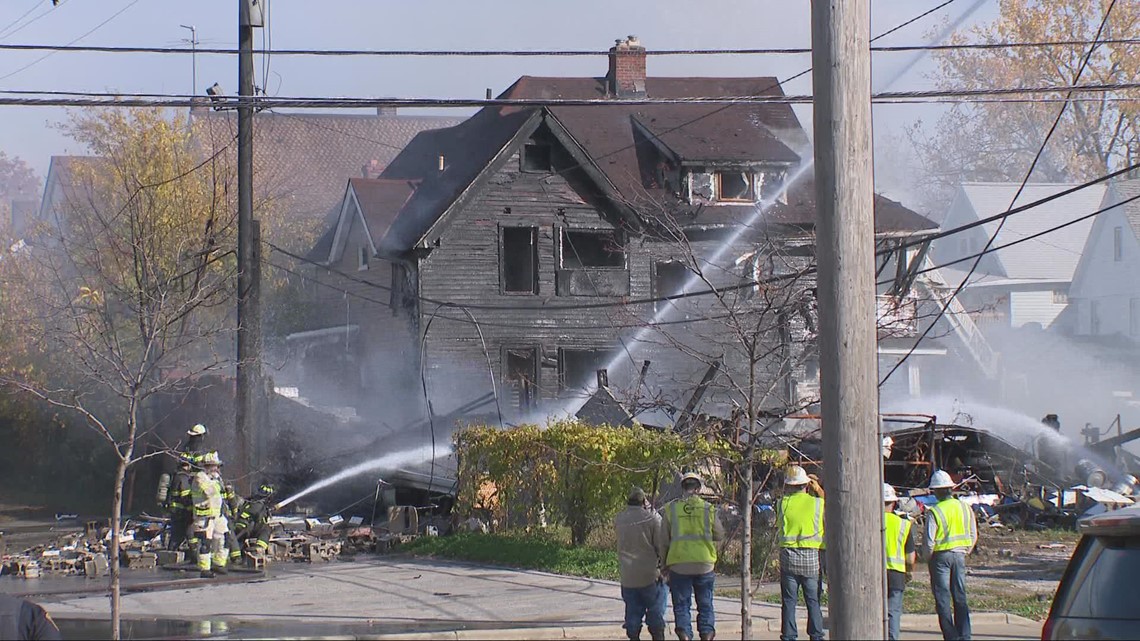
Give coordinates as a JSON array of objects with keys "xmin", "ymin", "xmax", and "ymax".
[
  {"xmin": 811, "ymin": 0, "xmax": 886, "ymax": 639},
  {"xmin": 236, "ymin": 0, "xmax": 264, "ymax": 492}
]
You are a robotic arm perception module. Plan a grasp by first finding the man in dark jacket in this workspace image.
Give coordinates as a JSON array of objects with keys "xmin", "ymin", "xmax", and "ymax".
[
  {"xmin": 235, "ymin": 484, "xmax": 276, "ymax": 563},
  {"xmin": 0, "ymin": 595, "xmax": 61, "ymax": 640}
]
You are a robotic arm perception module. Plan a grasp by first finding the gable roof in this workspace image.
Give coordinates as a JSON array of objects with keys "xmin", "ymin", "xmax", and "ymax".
[
  {"xmin": 957, "ymin": 182, "xmax": 1105, "ymax": 281},
  {"xmin": 330, "ymin": 75, "xmax": 936, "ymax": 256}
]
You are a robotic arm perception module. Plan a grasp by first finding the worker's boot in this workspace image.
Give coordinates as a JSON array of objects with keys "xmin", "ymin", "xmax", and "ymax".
[
  {"xmin": 699, "ymin": 633, "xmax": 715, "ymax": 641},
  {"xmin": 648, "ymin": 627, "xmax": 666, "ymax": 641},
  {"xmin": 675, "ymin": 629, "xmax": 692, "ymax": 641},
  {"xmin": 214, "ymin": 565, "xmax": 228, "ymax": 575},
  {"xmin": 200, "ymin": 570, "xmax": 215, "ymax": 579}
]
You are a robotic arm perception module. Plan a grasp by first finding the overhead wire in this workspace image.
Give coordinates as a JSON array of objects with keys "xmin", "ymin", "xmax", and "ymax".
[
  {"xmin": 878, "ymin": 0, "xmax": 1121, "ymax": 387},
  {"xmin": 0, "ymin": 0, "xmax": 51, "ymax": 41},
  {"xmin": 2, "ymin": 37, "xmax": 1139, "ymax": 57},
  {"xmin": 0, "ymin": 0, "xmax": 139, "ymax": 83}
]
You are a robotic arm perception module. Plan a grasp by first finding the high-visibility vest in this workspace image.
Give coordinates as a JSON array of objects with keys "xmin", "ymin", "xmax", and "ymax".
[
  {"xmin": 929, "ymin": 497, "xmax": 976, "ymax": 552},
  {"xmin": 884, "ymin": 511, "xmax": 911, "ymax": 572},
  {"xmin": 665, "ymin": 495, "xmax": 717, "ymax": 566},
  {"xmin": 780, "ymin": 491, "xmax": 824, "ymax": 549}
]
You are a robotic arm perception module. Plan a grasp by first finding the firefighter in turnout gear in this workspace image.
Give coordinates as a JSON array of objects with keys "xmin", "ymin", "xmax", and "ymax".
[
  {"xmin": 235, "ymin": 484, "xmax": 276, "ymax": 565},
  {"xmin": 191, "ymin": 451, "xmax": 229, "ymax": 578},
  {"xmin": 165, "ymin": 458, "xmax": 197, "ymax": 560},
  {"xmin": 181, "ymin": 423, "xmax": 208, "ymax": 467},
  {"xmin": 659, "ymin": 472, "xmax": 722, "ymax": 641},
  {"xmin": 223, "ymin": 483, "xmax": 245, "ymax": 566}
]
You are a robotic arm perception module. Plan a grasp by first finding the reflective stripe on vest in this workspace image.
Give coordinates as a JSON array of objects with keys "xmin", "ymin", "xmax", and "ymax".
[
  {"xmin": 930, "ymin": 497, "xmax": 975, "ymax": 552},
  {"xmin": 779, "ymin": 492, "xmax": 824, "ymax": 549},
  {"xmin": 884, "ymin": 511, "xmax": 911, "ymax": 572},
  {"xmin": 665, "ymin": 496, "xmax": 717, "ymax": 566}
]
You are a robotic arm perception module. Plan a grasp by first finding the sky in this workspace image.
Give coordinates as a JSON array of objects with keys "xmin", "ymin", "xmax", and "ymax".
[{"xmin": 0, "ymin": 0, "xmax": 996, "ymax": 191}]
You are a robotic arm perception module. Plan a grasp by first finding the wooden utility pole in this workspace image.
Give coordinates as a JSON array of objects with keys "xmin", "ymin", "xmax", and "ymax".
[
  {"xmin": 236, "ymin": 0, "xmax": 264, "ymax": 491},
  {"xmin": 811, "ymin": 0, "xmax": 886, "ymax": 638}
]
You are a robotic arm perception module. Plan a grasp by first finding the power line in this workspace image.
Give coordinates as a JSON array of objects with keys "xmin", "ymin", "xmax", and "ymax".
[
  {"xmin": 2, "ymin": 37, "xmax": 1139, "ymax": 57},
  {"xmin": 0, "ymin": 0, "xmax": 138, "ymax": 83},
  {"xmin": 1, "ymin": 81, "xmax": 1138, "ymax": 108},
  {"xmin": 0, "ymin": 0, "xmax": 50, "ymax": 41},
  {"xmin": 0, "ymin": 0, "xmax": 65, "ymax": 42},
  {"xmin": 877, "ymin": 192, "xmax": 1140, "ymax": 288},
  {"xmin": 879, "ymin": 0, "xmax": 1120, "ymax": 388}
]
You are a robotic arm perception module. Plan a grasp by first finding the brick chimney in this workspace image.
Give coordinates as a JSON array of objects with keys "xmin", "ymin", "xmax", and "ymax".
[{"xmin": 607, "ymin": 35, "xmax": 646, "ymax": 97}]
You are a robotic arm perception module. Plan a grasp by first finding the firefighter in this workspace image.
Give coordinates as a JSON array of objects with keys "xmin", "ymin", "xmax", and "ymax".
[
  {"xmin": 223, "ymin": 483, "xmax": 244, "ymax": 567},
  {"xmin": 190, "ymin": 451, "xmax": 229, "ymax": 578},
  {"xmin": 165, "ymin": 458, "xmax": 197, "ymax": 562},
  {"xmin": 234, "ymin": 484, "xmax": 276, "ymax": 564},
  {"xmin": 181, "ymin": 424, "xmax": 208, "ymax": 467}
]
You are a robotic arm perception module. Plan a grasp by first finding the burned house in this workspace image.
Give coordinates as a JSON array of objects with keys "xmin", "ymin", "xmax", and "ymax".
[{"xmin": 303, "ymin": 36, "xmax": 939, "ymax": 427}]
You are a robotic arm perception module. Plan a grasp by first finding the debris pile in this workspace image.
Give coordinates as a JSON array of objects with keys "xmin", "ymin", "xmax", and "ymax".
[{"xmin": 1, "ymin": 516, "xmax": 164, "ymax": 579}]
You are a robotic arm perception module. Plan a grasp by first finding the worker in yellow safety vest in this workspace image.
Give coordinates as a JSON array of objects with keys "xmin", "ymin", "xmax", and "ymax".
[
  {"xmin": 777, "ymin": 465, "xmax": 825, "ymax": 641},
  {"xmin": 190, "ymin": 451, "xmax": 230, "ymax": 578},
  {"xmin": 659, "ymin": 472, "xmax": 722, "ymax": 641},
  {"xmin": 884, "ymin": 483, "xmax": 916, "ymax": 641},
  {"xmin": 921, "ymin": 470, "xmax": 978, "ymax": 641}
]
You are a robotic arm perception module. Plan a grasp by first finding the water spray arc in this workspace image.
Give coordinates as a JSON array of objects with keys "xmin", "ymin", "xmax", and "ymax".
[{"xmin": 274, "ymin": 444, "xmax": 452, "ymax": 510}]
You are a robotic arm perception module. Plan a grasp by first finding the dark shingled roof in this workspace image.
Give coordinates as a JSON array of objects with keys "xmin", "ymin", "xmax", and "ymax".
[
  {"xmin": 190, "ymin": 109, "xmax": 462, "ymax": 250},
  {"xmin": 345, "ymin": 74, "xmax": 934, "ymax": 254}
]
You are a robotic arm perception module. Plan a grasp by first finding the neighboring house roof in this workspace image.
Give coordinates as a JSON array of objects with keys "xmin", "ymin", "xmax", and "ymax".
[
  {"xmin": 956, "ymin": 182, "xmax": 1105, "ymax": 282},
  {"xmin": 36, "ymin": 155, "xmax": 106, "ymax": 230},
  {"xmin": 1109, "ymin": 178, "xmax": 1140, "ymax": 239},
  {"xmin": 190, "ymin": 109, "xmax": 462, "ymax": 242},
  {"xmin": 325, "ymin": 75, "xmax": 935, "ymax": 259}
]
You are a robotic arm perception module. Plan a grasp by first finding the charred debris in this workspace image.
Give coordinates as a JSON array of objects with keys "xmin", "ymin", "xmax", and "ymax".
[{"xmin": 761, "ymin": 413, "xmax": 1139, "ymax": 530}]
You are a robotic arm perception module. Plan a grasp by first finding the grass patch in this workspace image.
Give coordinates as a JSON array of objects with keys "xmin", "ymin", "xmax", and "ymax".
[
  {"xmin": 401, "ymin": 531, "xmax": 620, "ymax": 581},
  {"xmin": 757, "ymin": 581, "xmax": 1052, "ymax": 621}
]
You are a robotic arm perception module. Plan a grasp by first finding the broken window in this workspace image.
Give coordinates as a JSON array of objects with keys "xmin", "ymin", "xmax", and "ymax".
[
  {"xmin": 654, "ymin": 261, "xmax": 690, "ymax": 308},
  {"xmin": 521, "ymin": 143, "xmax": 552, "ymax": 173},
  {"xmin": 560, "ymin": 229, "xmax": 625, "ymax": 269},
  {"xmin": 716, "ymin": 171, "xmax": 755, "ymax": 202},
  {"xmin": 501, "ymin": 226, "xmax": 539, "ymax": 294},
  {"xmin": 757, "ymin": 170, "xmax": 788, "ymax": 203},
  {"xmin": 559, "ymin": 348, "xmax": 616, "ymax": 392},
  {"xmin": 505, "ymin": 347, "xmax": 538, "ymax": 410}
]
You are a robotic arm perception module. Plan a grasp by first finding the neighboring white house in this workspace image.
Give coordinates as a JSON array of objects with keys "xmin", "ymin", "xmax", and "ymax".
[
  {"xmin": 1068, "ymin": 179, "xmax": 1140, "ymax": 338},
  {"xmin": 932, "ymin": 182, "xmax": 1106, "ymax": 331}
]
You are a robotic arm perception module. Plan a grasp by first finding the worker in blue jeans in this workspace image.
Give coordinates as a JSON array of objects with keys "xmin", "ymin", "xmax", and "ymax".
[
  {"xmin": 615, "ymin": 488, "xmax": 668, "ymax": 641},
  {"xmin": 659, "ymin": 472, "xmax": 723, "ymax": 641},
  {"xmin": 922, "ymin": 471, "xmax": 978, "ymax": 641}
]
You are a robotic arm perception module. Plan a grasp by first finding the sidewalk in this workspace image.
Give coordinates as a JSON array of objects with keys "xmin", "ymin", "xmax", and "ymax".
[{"xmin": 39, "ymin": 558, "xmax": 1042, "ymax": 640}]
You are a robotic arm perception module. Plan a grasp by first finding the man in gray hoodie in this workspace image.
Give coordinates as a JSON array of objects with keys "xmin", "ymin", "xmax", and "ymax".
[{"xmin": 615, "ymin": 488, "xmax": 667, "ymax": 641}]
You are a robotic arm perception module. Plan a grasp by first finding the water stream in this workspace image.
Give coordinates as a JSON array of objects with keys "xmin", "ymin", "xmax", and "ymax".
[{"xmin": 274, "ymin": 444, "xmax": 451, "ymax": 510}]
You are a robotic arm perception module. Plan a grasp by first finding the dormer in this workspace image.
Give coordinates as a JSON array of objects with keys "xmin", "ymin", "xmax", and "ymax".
[{"xmin": 630, "ymin": 113, "xmax": 798, "ymax": 206}]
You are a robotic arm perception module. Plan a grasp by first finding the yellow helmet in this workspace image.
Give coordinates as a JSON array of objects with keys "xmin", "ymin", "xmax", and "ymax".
[{"xmin": 187, "ymin": 424, "xmax": 207, "ymax": 437}]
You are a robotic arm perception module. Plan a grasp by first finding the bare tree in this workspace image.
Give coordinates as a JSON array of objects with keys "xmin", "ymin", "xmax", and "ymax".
[{"xmin": 0, "ymin": 108, "xmax": 236, "ymax": 640}]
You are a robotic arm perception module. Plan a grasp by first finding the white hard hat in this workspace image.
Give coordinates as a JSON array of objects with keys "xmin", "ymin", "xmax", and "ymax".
[
  {"xmin": 785, "ymin": 465, "xmax": 810, "ymax": 486},
  {"xmin": 201, "ymin": 451, "xmax": 223, "ymax": 467},
  {"xmin": 680, "ymin": 472, "xmax": 703, "ymax": 486},
  {"xmin": 187, "ymin": 423, "xmax": 207, "ymax": 437},
  {"xmin": 929, "ymin": 470, "xmax": 956, "ymax": 489},
  {"xmin": 883, "ymin": 483, "xmax": 898, "ymax": 502}
]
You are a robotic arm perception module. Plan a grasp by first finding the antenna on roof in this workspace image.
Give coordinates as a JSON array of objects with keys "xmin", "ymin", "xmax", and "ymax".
[{"xmin": 486, "ymin": 88, "xmax": 492, "ymax": 100}]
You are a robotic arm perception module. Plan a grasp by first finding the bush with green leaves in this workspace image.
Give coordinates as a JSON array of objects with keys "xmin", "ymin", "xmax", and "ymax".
[{"xmin": 456, "ymin": 420, "xmax": 732, "ymax": 545}]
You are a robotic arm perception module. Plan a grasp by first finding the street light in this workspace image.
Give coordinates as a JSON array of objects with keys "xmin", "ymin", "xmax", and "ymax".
[{"xmin": 179, "ymin": 24, "xmax": 198, "ymax": 95}]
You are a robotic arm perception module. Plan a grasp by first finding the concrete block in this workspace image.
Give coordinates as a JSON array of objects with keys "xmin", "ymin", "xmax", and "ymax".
[{"xmin": 156, "ymin": 550, "xmax": 183, "ymax": 566}]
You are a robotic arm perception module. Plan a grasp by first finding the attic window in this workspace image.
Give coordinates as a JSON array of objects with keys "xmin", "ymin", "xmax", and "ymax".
[
  {"xmin": 561, "ymin": 229, "xmax": 625, "ymax": 268},
  {"xmin": 716, "ymin": 171, "xmax": 755, "ymax": 202},
  {"xmin": 654, "ymin": 261, "xmax": 690, "ymax": 306},
  {"xmin": 358, "ymin": 246, "xmax": 370, "ymax": 271},
  {"xmin": 522, "ymin": 143, "xmax": 552, "ymax": 173}
]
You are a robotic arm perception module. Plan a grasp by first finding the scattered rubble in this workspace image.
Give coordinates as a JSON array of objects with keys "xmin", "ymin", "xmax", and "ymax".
[{"xmin": 1, "ymin": 506, "xmax": 438, "ymax": 580}]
